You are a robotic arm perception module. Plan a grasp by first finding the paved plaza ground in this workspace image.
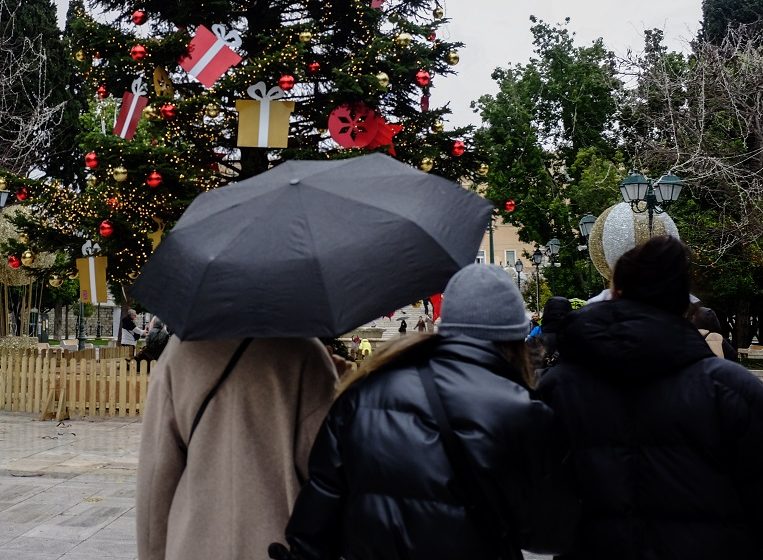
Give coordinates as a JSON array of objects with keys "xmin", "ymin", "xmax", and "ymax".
[{"xmin": 0, "ymin": 412, "xmax": 550, "ymax": 560}]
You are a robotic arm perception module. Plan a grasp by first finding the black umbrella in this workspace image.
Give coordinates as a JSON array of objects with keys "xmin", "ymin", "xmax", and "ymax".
[{"xmin": 133, "ymin": 153, "xmax": 492, "ymax": 340}]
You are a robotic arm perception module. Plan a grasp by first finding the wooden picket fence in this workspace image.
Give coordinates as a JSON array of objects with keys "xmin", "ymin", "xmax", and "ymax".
[{"xmin": 0, "ymin": 349, "xmax": 153, "ymax": 420}]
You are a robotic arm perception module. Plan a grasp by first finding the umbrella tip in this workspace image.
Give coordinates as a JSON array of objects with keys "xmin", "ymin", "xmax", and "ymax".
[{"xmin": 289, "ymin": 178, "xmax": 300, "ymax": 185}]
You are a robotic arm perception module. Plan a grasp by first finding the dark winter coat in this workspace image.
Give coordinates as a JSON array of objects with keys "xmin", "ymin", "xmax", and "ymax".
[
  {"xmin": 538, "ymin": 299, "xmax": 763, "ymax": 560},
  {"xmin": 285, "ymin": 336, "xmax": 579, "ymax": 560}
]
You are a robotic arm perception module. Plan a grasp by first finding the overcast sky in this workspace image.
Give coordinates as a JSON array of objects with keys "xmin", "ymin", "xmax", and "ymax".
[{"xmin": 54, "ymin": 0, "xmax": 702, "ymax": 128}]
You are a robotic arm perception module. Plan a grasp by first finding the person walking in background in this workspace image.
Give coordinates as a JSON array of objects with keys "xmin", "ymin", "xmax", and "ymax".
[
  {"xmin": 135, "ymin": 317, "xmax": 170, "ymax": 363},
  {"xmin": 137, "ymin": 337, "xmax": 338, "ymax": 560},
  {"xmin": 398, "ymin": 318, "xmax": 407, "ymax": 336},
  {"xmin": 281, "ymin": 264, "xmax": 578, "ymax": 560},
  {"xmin": 414, "ymin": 316, "xmax": 426, "ymax": 333},
  {"xmin": 689, "ymin": 306, "xmax": 738, "ymax": 361},
  {"xmin": 120, "ymin": 309, "xmax": 145, "ymax": 350},
  {"xmin": 527, "ymin": 296, "xmax": 572, "ymax": 372},
  {"xmin": 538, "ymin": 236, "xmax": 763, "ymax": 560}
]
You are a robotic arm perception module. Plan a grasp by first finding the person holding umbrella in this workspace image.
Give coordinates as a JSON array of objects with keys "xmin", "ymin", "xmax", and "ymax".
[
  {"xmin": 279, "ymin": 264, "xmax": 578, "ymax": 560},
  {"xmin": 136, "ymin": 337, "xmax": 339, "ymax": 560}
]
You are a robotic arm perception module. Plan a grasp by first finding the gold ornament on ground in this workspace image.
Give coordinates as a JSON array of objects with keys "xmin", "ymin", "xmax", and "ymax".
[
  {"xmin": 112, "ymin": 166, "xmax": 129, "ymax": 182},
  {"xmin": 21, "ymin": 250, "xmax": 35, "ymax": 266},
  {"xmin": 420, "ymin": 157, "xmax": 434, "ymax": 172}
]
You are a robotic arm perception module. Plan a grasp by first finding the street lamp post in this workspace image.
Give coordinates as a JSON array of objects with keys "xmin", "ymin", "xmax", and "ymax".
[
  {"xmin": 545, "ymin": 238, "xmax": 560, "ymax": 294},
  {"xmin": 578, "ymin": 214, "xmax": 596, "ymax": 298},
  {"xmin": 619, "ymin": 172, "xmax": 683, "ymax": 236},
  {"xmin": 532, "ymin": 248, "xmax": 543, "ymax": 313},
  {"xmin": 514, "ymin": 259, "xmax": 523, "ymax": 291}
]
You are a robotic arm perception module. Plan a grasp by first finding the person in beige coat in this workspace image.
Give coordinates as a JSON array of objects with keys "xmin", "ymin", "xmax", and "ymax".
[{"xmin": 136, "ymin": 336, "xmax": 338, "ymax": 560}]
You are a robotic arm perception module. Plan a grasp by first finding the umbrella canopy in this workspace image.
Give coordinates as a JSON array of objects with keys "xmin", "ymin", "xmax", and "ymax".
[{"xmin": 133, "ymin": 153, "xmax": 493, "ymax": 340}]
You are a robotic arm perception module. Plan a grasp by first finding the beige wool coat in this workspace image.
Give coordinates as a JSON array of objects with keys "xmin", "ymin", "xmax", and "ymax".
[{"xmin": 136, "ymin": 337, "xmax": 338, "ymax": 560}]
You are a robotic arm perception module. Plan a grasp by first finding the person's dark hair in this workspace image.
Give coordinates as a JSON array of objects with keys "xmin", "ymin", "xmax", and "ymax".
[
  {"xmin": 540, "ymin": 297, "xmax": 572, "ymax": 334},
  {"xmin": 612, "ymin": 235, "xmax": 690, "ymax": 316},
  {"xmin": 690, "ymin": 307, "xmax": 722, "ymax": 333}
]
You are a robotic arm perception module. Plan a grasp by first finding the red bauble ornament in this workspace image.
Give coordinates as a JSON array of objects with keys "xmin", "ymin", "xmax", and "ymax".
[
  {"xmin": 99, "ymin": 220, "xmax": 114, "ymax": 238},
  {"xmin": 428, "ymin": 32, "xmax": 437, "ymax": 41},
  {"xmin": 131, "ymin": 9, "xmax": 147, "ymax": 25},
  {"xmin": 106, "ymin": 196, "xmax": 120, "ymax": 210},
  {"xmin": 96, "ymin": 84, "xmax": 107, "ymax": 99},
  {"xmin": 130, "ymin": 44, "xmax": 147, "ymax": 61},
  {"xmin": 504, "ymin": 199, "xmax": 516, "ymax": 213},
  {"xmin": 278, "ymin": 74, "xmax": 296, "ymax": 91},
  {"xmin": 160, "ymin": 103, "xmax": 177, "ymax": 120},
  {"xmin": 85, "ymin": 151, "xmax": 98, "ymax": 168},
  {"xmin": 328, "ymin": 103, "xmax": 380, "ymax": 148},
  {"xmin": 146, "ymin": 171, "xmax": 163, "ymax": 189},
  {"xmin": 7, "ymin": 255, "xmax": 20, "ymax": 269},
  {"xmin": 451, "ymin": 140, "xmax": 466, "ymax": 157},
  {"xmin": 15, "ymin": 186, "xmax": 28, "ymax": 201},
  {"xmin": 415, "ymin": 69, "xmax": 431, "ymax": 87},
  {"xmin": 307, "ymin": 61, "xmax": 321, "ymax": 75}
]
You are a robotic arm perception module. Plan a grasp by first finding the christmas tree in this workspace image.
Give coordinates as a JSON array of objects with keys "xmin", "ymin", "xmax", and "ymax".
[{"xmin": 10, "ymin": 0, "xmax": 484, "ymax": 293}]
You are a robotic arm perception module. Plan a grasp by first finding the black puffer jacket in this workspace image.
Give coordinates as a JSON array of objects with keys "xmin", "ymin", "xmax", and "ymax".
[
  {"xmin": 286, "ymin": 336, "xmax": 579, "ymax": 560},
  {"xmin": 538, "ymin": 299, "xmax": 763, "ymax": 560}
]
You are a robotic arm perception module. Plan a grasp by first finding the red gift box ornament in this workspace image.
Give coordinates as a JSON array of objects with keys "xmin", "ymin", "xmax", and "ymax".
[
  {"xmin": 180, "ymin": 24, "xmax": 243, "ymax": 89},
  {"xmin": 113, "ymin": 77, "xmax": 149, "ymax": 140},
  {"xmin": 451, "ymin": 139, "xmax": 466, "ymax": 157}
]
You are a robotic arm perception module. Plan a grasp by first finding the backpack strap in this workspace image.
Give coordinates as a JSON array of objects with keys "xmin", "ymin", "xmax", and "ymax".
[
  {"xmin": 188, "ymin": 337, "xmax": 253, "ymax": 446},
  {"xmin": 418, "ymin": 364, "xmax": 522, "ymax": 560}
]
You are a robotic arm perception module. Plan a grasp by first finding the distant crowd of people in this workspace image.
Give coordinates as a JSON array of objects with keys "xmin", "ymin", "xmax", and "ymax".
[{"xmin": 135, "ymin": 236, "xmax": 763, "ymax": 560}]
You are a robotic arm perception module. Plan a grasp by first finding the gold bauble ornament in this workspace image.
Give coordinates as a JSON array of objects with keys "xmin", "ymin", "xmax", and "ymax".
[
  {"xmin": 17, "ymin": 233, "xmax": 29, "ymax": 245},
  {"xmin": 431, "ymin": 120, "xmax": 444, "ymax": 133},
  {"xmin": 128, "ymin": 270, "xmax": 140, "ymax": 280},
  {"xmin": 420, "ymin": 157, "xmax": 434, "ymax": 173},
  {"xmin": 0, "ymin": 176, "xmax": 6, "ymax": 190},
  {"xmin": 394, "ymin": 32, "xmax": 413, "ymax": 47},
  {"xmin": 433, "ymin": 6, "xmax": 445, "ymax": 18},
  {"xmin": 299, "ymin": 30, "xmax": 313, "ymax": 43},
  {"xmin": 86, "ymin": 174, "xmax": 97, "ymax": 188},
  {"xmin": 142, "ymin": 105, "xmax": 159, "ymax": 120},
  {"xmin": 48, "ymin": 274, "xmax": 63, "ymax": 288},
  {"xmin": 75, "ymin": 50, "xmax": 86, "ymax": 62},
  {"xmin": 446, "ymin": 51, "xmax": 460, "ymax": 65},
  {"xmin": 68, "ymin": 269, "xmax": 79, "ymax": 280},
  {"xmin": 21, "ymin": 250, "xmax": 35, "ymax": 267},
  {"xmin": 376, "ymin": 72, "xmax": 390, "ymax": 88},
  {"xmin": 112, "ymin": 166, "xmax": 129, "ymax": 182},
  {"xmin": 205, "ymin": 103, "xmax": 220, "ymax": 118},
  {"xmin": 477, "ymin": 163, "xmax": 489, "ymax": 177}
]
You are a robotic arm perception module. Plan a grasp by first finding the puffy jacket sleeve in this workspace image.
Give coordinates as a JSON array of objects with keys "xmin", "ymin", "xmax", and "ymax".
[
  {"xmin": 285, "ymin": 395, "xmax": 352, "ymax": 560},
  {"xmin": 513, "ymin": 398, "xmax": 580, "ymax": 555},
  {"xmin": 714, "ymin": 365, "xmax": 763, "ymax": 555}
]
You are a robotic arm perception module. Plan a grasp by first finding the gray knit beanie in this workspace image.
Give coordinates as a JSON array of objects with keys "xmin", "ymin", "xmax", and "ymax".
[{"xmin": 438, "ymin": 264, "xmax": 530, "ymax": 341}]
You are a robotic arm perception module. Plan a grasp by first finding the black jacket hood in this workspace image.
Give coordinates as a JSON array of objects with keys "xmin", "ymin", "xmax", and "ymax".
[{"xmin": 558, "ymin": 299, "xmax": 714, "ymax": 379}]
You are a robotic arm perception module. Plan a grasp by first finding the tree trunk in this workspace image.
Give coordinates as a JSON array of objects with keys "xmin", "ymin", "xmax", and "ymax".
[
  {"xmin": 64, "ymin": 304, "xmax": 69, "ymax": 339},
  {"xmin": 53, "ymin": 302, "xmax": 62, "ymax": 338},
  {"xmin": 733, "ymin": 299, "xmax": 754, "ymax": 350}
]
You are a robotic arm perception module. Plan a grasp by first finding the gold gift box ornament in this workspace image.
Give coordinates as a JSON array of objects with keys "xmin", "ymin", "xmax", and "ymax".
[
  {"xmin": 235, "ymin": 81, "xmax": 295, "ymax": 148},
  {"xmin": 76, "ymin": 241, "xmax": 108, "ymax": 304}
]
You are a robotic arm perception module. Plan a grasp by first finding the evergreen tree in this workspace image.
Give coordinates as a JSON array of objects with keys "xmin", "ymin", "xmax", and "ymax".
[
  {"xmin": 14, "ymin": 0, "xmax": 483, "ymax": 291},
  {"xmin": 702, "ymin": 0, "xmax": 763, "ymax": 44}
]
